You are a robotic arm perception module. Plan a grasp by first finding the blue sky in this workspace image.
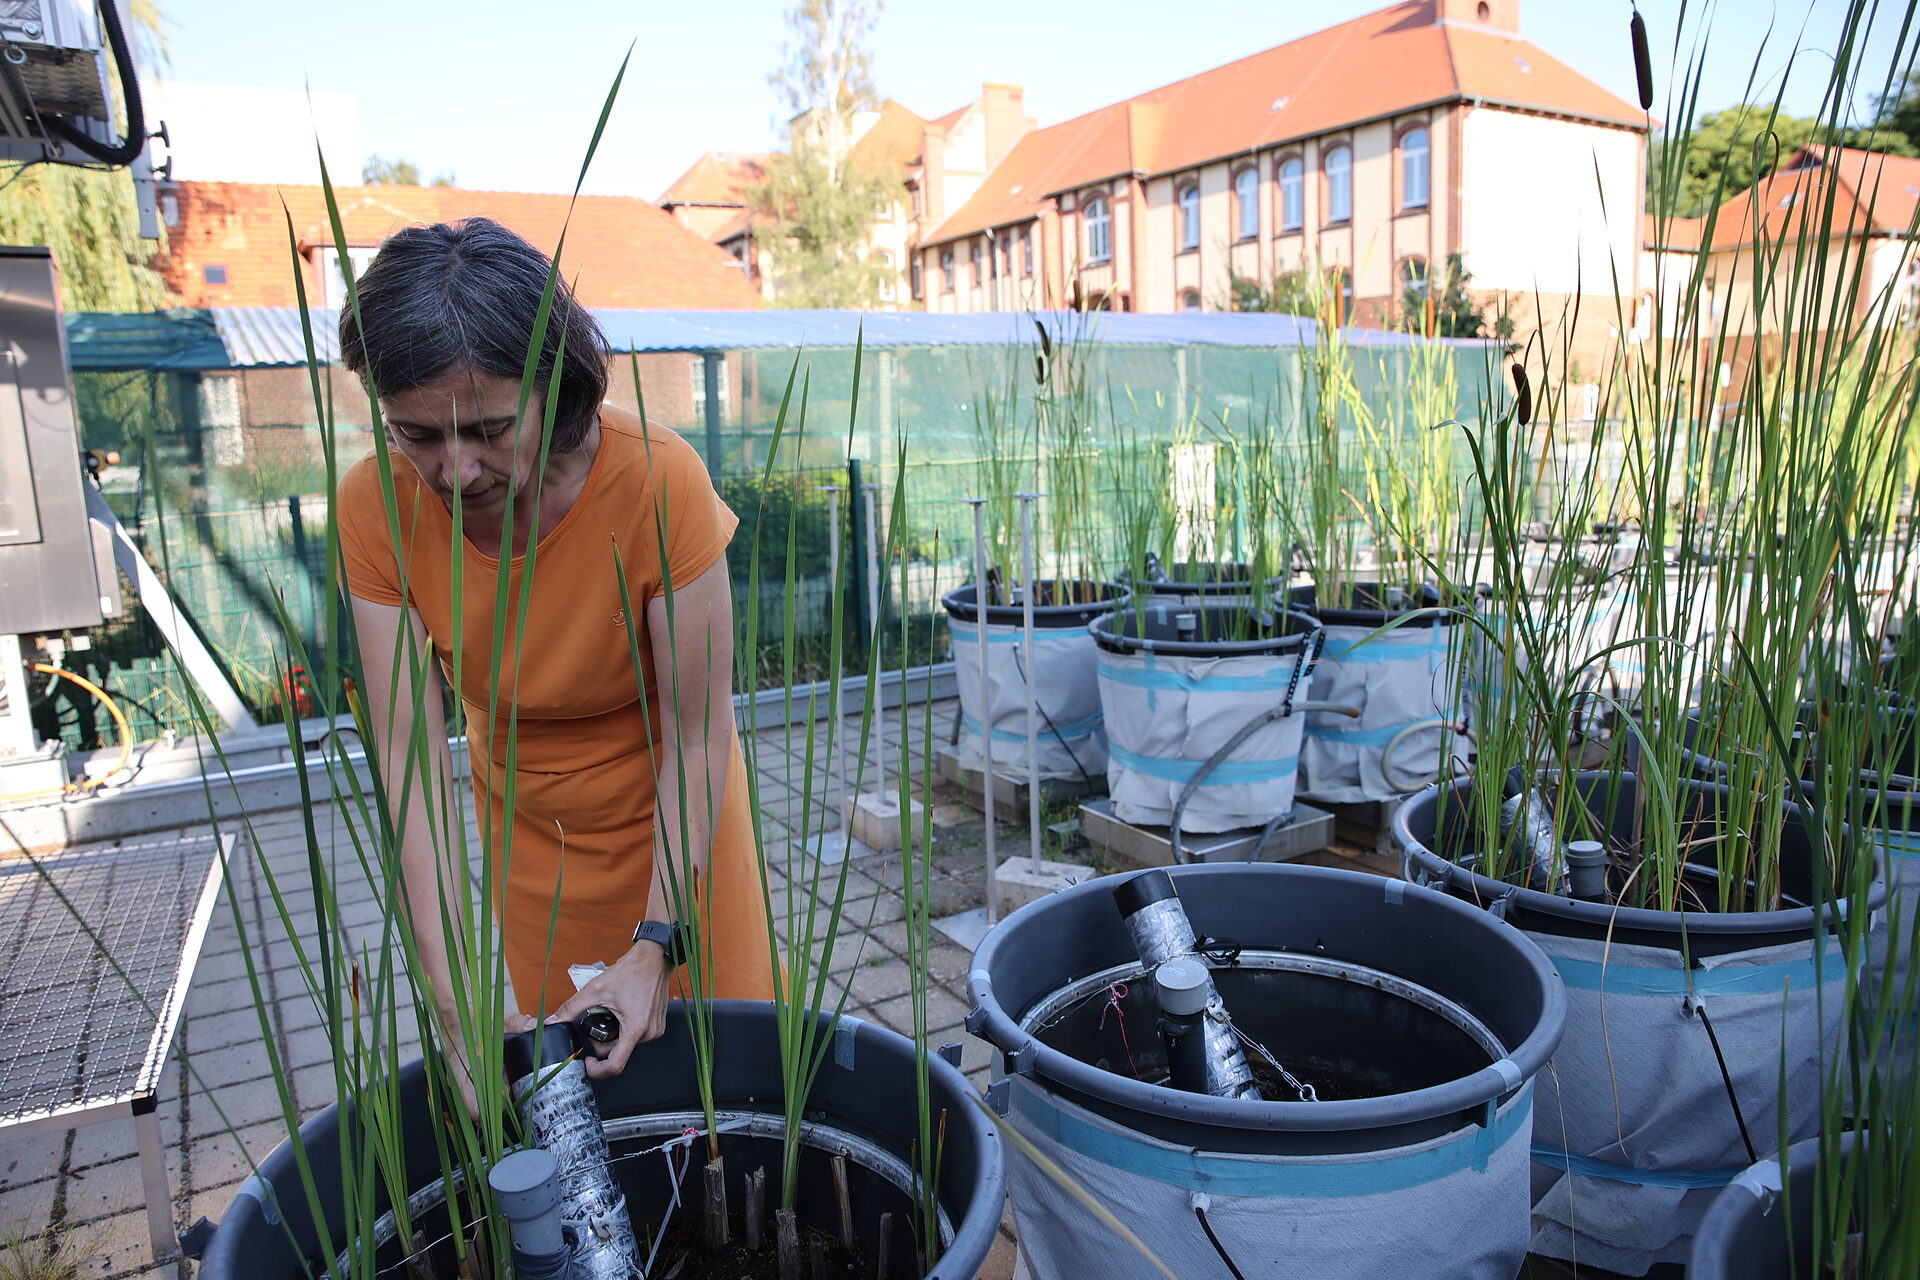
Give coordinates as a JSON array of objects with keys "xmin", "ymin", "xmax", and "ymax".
[{"xmin": 154, "ymin": 0, "xmax": 1912, "ymax": 200}]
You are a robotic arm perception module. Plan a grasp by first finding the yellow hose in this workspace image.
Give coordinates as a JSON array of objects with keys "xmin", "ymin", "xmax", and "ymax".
[{"xmin": 0, "ymin": 662, "xmax": 135, "ymax": 804}]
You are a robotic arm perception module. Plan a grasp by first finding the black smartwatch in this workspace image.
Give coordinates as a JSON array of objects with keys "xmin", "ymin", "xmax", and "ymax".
[{"xmin": 631, "ymin": 919, "xmax": 687, "ymax": 969}]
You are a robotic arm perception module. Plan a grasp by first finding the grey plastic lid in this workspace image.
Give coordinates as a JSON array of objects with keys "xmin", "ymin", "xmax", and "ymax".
[
  {"xmin": 1154, "ymin": 957, "xmax": 1210, "ymax": 1017},
  {"xmin": 488, "ymin": 1148, "xmax": 560, "ymax": 1218}
]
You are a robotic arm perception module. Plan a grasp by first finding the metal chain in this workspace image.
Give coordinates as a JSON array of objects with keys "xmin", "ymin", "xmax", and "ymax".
[{"xmin": 1231, "ymin": 1023, "xmax": 1319, "ymax": 1102}]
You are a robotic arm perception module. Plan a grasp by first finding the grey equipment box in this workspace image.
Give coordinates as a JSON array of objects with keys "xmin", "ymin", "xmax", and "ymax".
[{"xmin": 0, "ymin": 246, "xmax": 116, "ymax": 635}]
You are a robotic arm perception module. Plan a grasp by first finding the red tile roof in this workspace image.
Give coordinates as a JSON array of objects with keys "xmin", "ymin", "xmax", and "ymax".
[
  {"xmin": 657, "ymin": 152, "xmax": 771, "ymax": 208},
  {"xmin": 162, "ymin": 181, "xmax": 761, "ymax": 310},
  {"xmin": 927, "ymin": 0, "xmax": 1645, "ymax": 245},
  {"xmin": 1644, "ymin": 212, "xmax": 1705, "ymax": 251},
  {"xmin": 1697, "ymin": 146, "xmax": 1920, "ymax": 251}
]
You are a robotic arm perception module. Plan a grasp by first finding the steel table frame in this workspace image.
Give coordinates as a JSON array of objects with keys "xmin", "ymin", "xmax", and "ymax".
[{"xmin": 0, "ymin": 832, "xmax": 231, "ymax": 1263}]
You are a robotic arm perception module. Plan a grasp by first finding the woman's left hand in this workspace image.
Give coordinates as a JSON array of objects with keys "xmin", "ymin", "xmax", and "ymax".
[{"xmin": 547, "ymin": 942, "xmax": 673, "ymax": 1078}]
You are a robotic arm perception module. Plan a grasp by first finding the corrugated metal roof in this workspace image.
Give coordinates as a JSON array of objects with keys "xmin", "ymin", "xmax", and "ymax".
[
  {"xmin": 66, "ymin": 309, "xmax": 230, "ymax": 371},
  {"xmin": 203, "ymin": 306, "xmax": 1490, "ymax": 368}
]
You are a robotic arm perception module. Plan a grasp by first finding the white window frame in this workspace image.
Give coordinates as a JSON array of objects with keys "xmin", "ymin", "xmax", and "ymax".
[
  {"xmin": 1402, "ymin": 127, "xmax": 1430, "ymax": 209},
  {"xmin": 1234, "ymin": 168, "xmax": 1259, "ymax": 240},
  {"xmin": 318, "ymin": 245, "xmax": 381, "ymax": 309},
  {"xmin": 1279, "ymin": 158, "xmax": 1303, "ymax": 231},
  {"xmin": 1085, "ymin": 197, "xmax": 1111, "ymax": 264},
  {"xmin": 1325, "ymin": 146, "xmax": 1353, "ymax": 224},
  {"xmin": 1179, "ymin": 183, "xmax": 1200, "ymax": 250}
]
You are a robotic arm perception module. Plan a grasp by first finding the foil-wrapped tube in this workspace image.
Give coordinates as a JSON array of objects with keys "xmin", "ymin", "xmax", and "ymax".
[
  {"xmin": 505, "ymin": 1025, "xmax": 642, "ymax": 1279},
  {"xmin": 1501, "ymin": 787, "xmax": 1560, "ymax": 891},
  {"xmin": 1112, "ymin": 871, "xmax": 1263, "ymax": 1101}
]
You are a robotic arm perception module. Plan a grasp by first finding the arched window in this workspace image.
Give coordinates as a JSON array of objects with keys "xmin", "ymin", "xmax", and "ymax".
[
  {"xmin": 1324, "ymin": 145, "xmax": 1353, "ymax": 224},
  {"xmin": 1401, "ymin": 127, "xmax": 1430, "ymax": 209},
  {"xmin": 879, "ymin": 250, "xmax": 896, "ymax": 299},
  {"xmin": 1178, "ymin": 182, "xmax": 1200, "ymax": 251},
  {"xmin": 1021, "ymin": 227, "xmax": 1034, "ymax": 275},
  {"xmin": 1180, "ymin": 289, "xmax": 1202, "ymax": 312},
  {"xmin": 940, "ymin": 248, "xmax": 955, "ymax": 290},
  {"xmin": 1234, "ymin": 167, "xmax": 1259, "ymax": 240},
  {"xmin": 1085, "ymin": 196, "xmax": 1112, "ymax": 263},
  {"xmin": 969, "ymin": 240, "xmax": 983, "ymax": 285},
  {"xmin": 1329, "ymin": 267, "xmax": 1352, "ymax": 325},
  {"xmin": 1278, "ymin": 157, "xmax": 1304, "ymax": 232}
]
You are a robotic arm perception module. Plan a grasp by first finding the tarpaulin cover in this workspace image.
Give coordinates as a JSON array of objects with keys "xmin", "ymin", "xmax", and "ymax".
[
  {"xmin": 1005, "ymin": 1074, "xmax": 1536, "ymax": 1280},
  {"xmin": 949, "ymin": 617, "xmax": 1107, "ymax": 785},
  {"xmin": 1096, "ymin": 648, "xmax": 1313, "ymax": 833},
  {"xmin": 1526, "ymin": 930, "xmax": 1846, "ymax": 1273},
  {"xmin": 1299, "ymin": 622, "xmax": 1465, "ymax": 805}
]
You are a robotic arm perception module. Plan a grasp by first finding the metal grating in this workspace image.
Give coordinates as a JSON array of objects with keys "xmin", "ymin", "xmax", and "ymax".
[{"xmin": 0, "ymin": 834, "xmax": 226, "ymax": 1126}]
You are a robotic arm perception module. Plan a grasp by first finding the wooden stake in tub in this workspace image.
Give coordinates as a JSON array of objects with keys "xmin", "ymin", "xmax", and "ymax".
[
  {"xmin": 704, "ymin": 1157, "xmax": 729, "ymax": 1250},
  {"xmin": 831, "ymin": 1153, "xmax": 855, "ymax": 1252},
  {"xmin": 746, "ymin": 1165, "xmax": 768, "ymax": 1251},
  {"xmin": 809, "ymin": 1238, "xmax": 830, "ymax": 1279},
  {"xmin": 776, "ymin": 1208, "xmax": 802, "ymax": 1280},
  {"xmin": 877, "ymin": 1212, "xmax": 894, "ymax": 1277}
]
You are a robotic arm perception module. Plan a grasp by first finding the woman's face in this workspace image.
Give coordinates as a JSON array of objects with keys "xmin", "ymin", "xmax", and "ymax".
[{"xmin": 379, "ymin": 368, "xmax": 549, "ymax": 517}]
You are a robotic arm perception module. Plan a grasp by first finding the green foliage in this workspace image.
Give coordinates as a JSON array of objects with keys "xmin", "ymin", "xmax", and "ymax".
[
  {"xmin": 1213, "ymin": 265, "xmax": 1317, "ymax": 315},
  {"xmin": 1648, "ymin": 103, "xmax": 1915, "ymax": 216},
  {"xmin": 1396, "ymin": 253, "xmax": 1509, "ymax": 340},
  {"xmin": 0, "ymin": 164, "xmax": 170, "ymax": 310},
  {"xmin": 361, "ymin": 155, "xmax": 454, "ymax": 186}
]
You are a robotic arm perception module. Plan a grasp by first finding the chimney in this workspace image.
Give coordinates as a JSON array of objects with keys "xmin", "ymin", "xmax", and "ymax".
[
  {"xmin": 982, "ymin": 83, "xmax": 1033, "ymax": 170},
  {"xmin": 1435, "ymin": 0, "xmax": 1519, "ymax": 32}
]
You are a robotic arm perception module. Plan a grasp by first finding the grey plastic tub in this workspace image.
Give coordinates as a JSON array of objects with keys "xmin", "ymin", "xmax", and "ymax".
[
  {"xmin": 1689, "ymin": 1135, "xmax": 1858, "ymax": 1280},
  {"xmin": 966, "ymin": 862, "xmax": 1566, "ymax": 1279},
  {"xmin": 196, "ymin": 1001, "xmax": 1004, "ymax": 1280}
]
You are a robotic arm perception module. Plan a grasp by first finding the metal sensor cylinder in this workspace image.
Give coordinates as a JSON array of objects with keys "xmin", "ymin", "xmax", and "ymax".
[
  {"xmin": 505, "ymin": 1025, "xmax": 642, "ymax": 1279},
  {"xmin": 1113, "ymin": 871, "xmax": 1262, "ymax": 1101}
]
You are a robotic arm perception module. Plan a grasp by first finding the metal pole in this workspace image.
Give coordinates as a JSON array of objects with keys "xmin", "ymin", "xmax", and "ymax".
[
  {"xmin": 1016, "ymin": 492, "xmax": 1042, "ymax": 872},
  {"xmin": 964, "ymin": 497, "xmax": 999, "ymax": 925},
  {"xmin": 863, "ymin": 482, "xmax": 886, "ymax": 800},
  {"xmin": 822, "ymin": 485, "xmax": 848, "ymax": 825}
]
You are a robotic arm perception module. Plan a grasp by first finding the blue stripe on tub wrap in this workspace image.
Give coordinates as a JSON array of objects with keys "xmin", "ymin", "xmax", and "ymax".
[
  {"xmin": 1109, "ymin": 743, "xmax": 1299, "ymax": 785},
  {"xmin": 1550, "ymin": 952, "xmax": 1844, "ymax": 997},
  {"xmin": 1097, "ymin": 661, "xmax": 1304, "ymax": 693},
  {"xmin": 1319, "ymin": 632, "xmax": 1448, "ymax": 665},
  {"xmin": 1877, "ymin": 827, "xmax": 1920, "ymax": 861},
  {"xmin": 1012, "ymin": 1079, "xmax": 1532, "ymax": 1196},
  {"xmin": 1530, "ymin": 1144, "xmax": 1749, "ymax": 1190},
  {"xmin": 962, "ymin": 710, "xmax": 1104, "ymax": 743},
  {"xmin": 949, "ymin": 625, "xmax": 1089, "ymax": 645},
  {"xmin": 1304, "ymin": 717, "xmax": 1448, "ymax": 747}
]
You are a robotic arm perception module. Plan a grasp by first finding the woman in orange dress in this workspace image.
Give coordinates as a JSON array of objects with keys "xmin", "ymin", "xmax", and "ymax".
[{"xmin": 337, "ymin": 217, "xmax": 773, "ymax": 1093}]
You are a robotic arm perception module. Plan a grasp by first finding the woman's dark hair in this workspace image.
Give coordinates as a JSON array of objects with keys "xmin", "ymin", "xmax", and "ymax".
[{"xmin": 338, "ymin": 217, "xmax": 609, "ymax": 451}]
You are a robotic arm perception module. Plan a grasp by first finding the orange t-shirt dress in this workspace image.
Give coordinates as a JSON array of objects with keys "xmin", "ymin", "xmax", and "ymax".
[{"xmin": 338, "ymin": 405, "xmax": 775, "ymax": 1014}]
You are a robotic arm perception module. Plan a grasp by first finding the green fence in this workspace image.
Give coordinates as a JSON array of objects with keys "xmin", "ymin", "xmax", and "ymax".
[{"xmin": 38, "ymin": 336, "xmax": 1499, "ymax": 749}]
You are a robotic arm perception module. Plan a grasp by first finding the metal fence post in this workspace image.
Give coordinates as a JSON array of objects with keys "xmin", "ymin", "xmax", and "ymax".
[
  {"xmin": 846, "ymin": 456, "xmax": 868, "ymax": 652},
  {"xmin": 702, "ymin": 350, "xmax": 724, "ymax": 472}
]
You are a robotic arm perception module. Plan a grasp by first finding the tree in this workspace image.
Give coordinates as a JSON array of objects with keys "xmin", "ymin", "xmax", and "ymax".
[
  {"xmin": 1649, "ymin": 104, "xmax": 1915, "ymax": 216},
  {"xmin": 745, "ymin": 0, "xmax": 896, "ymax": 308},
  {"xmin": 1213, "ymin": 266, "xmax": 1317, "ymax": 314},
  {"xmin": 1397, "ymin": 253, "xmax": 1508, "ymax": 340},
  {"xmin": 363, "ymin": 156, "xmax": 419, "ymax": 185}
]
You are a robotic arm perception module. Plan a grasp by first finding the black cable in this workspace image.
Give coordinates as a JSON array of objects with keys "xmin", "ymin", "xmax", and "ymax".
[
  {"xmin": 41, "ymin": 0, "xmax": 147, "ymax": 166},
  {"xmin": 1194, "ymin": 1204, "xmax": 1249, "ymax": 1280},
  {"xmin": 1010, "ymin": 640, "xmax": 1097, "ymax": 791},
  {"xmin": 1692, "ymin": 999, "xmax": 1759, "ymax": 1165}
]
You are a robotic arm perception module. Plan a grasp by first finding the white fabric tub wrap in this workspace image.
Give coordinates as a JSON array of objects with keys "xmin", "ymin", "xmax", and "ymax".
[
  {"xmin": 1300, "ymin": 621, "xmax": 1463, "ymax": 805},
  {"xmin": 1005, "ymin": 1073, "xmax": 1535, "ymax": 1280},
  {"xmin": 1096, "ymin": 646, "xmax": 1313, "ymax": 834},
  {"xmin": 950, "ymin": 616, "xmax": 1107, "ymax": 783},
  {"xmin": 1525, "ymin": 929, "xmax": 1846, "ymax": 1273}
]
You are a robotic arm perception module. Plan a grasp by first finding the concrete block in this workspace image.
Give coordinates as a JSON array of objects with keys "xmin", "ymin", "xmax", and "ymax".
[
  {"xmin": 843, "ymin": 791, "xmax": 923, "ymax": 854},
  {"xmin": 1080, "ymin": 796, "xmax": 1335, "ymax": 868},
  {"xmin": 993, "ymin": 858, "xmax": 1096, "ymax": 913}
]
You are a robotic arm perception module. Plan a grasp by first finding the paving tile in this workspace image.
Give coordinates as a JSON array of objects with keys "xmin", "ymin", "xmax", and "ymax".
[
  {"xmin": 61, "ymin": 1149, "xmax": 183, "ymax": 1225},
  {"xmin": 184, "ymin": 1120, "xmax": 285, "ymax": 1192},
  {"xmin": 186, "ymin": 1076, "xmax": 293, "ymax": 1141},
  {"xmin": 0, "ymin": 1129, "xmax": 65, "ymax": 1191},
  {"xmin": 847, "ymin": 955, "xmax": 915, "ymax": 1006},
  {"xmin": 180, "ymin": 1036, "xmax": 277, "ymax": 1089},
  {"xmin": 183, "ymin": 1004, "xmax": 280, "ymax": 1053},
  {"xmin": 0, "ymin": 1175, "xmax": 57, "ymax": 1233}
]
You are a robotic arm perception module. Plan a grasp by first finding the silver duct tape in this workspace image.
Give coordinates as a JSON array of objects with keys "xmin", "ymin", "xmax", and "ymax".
[
  {"xmin": 1122, "ymin": 898, "xmax": 1262, "ymax": 1101},
  {"xmin": 512, "ymin": 1060, "xmax": 643, "ymax": 1279},
  {"xmin": 1500, "ymin": 790, "xmax": 1560, "ymax": 890}
]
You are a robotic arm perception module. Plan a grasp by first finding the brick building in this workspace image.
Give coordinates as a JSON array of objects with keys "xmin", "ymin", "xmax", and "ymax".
[{"xmin": 158, "ymin": 181, "xmax": 762, "ymax": 311}]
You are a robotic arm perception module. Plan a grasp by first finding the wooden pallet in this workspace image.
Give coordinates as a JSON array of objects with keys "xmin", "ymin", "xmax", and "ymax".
[
  {"xmin": 935, "ymin": 746, "xmax": 1103, "ymax": 814},
  {"xmin": 1079, "ymin": 796, "xmax": 1335, "ymax": 869}
]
